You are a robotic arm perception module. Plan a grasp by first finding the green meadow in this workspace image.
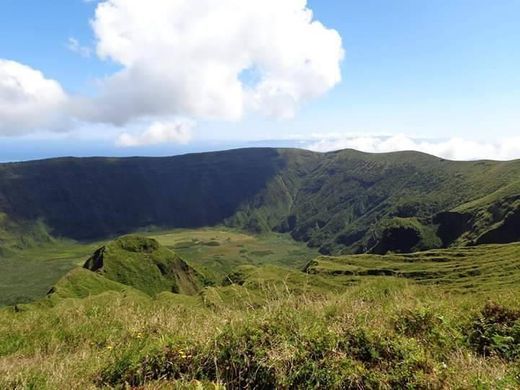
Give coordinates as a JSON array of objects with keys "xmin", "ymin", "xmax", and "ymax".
[
  {"xmin": 306, "ymin": 243, "xmax": 520, "ymax": 294},
  {"xmin": 0, "ymin": 228, "xmax": 318, "ymax": 307},
  {"xmin": 0, "ymin": 241, "xmax": 100, "ymax": 307},
  {"xmin": 1, "ymin": 229, "xmax": 520, "ymax": 388}
]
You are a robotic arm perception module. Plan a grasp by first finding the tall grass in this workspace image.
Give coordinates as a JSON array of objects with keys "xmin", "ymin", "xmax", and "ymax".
[{"xmin": 1, "ymin": 278, "xmax": 519, "ymax": 389}]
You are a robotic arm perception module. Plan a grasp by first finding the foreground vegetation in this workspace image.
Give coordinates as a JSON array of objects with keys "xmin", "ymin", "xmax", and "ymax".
[
  {"xmin": 2, "ymin": 278, "xmax": 520, "ymax": 389},
  {"xmin": 1, "ymin": 233, "xmax": 519, "ymax": 388}
]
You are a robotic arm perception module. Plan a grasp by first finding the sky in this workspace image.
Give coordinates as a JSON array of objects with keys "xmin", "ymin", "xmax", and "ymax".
[{"xmin": 0, "ymin": 0, "xmax": 519, "ymax": 161}]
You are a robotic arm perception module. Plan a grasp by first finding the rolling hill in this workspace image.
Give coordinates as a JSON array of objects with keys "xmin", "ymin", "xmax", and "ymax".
[
  {"xmin": 0, "ymin": 148, "xmax": 519, "ymax": 255},
  {"xmin": 47, "ymin": 235, "xmax": 207, "ymax": 302}
]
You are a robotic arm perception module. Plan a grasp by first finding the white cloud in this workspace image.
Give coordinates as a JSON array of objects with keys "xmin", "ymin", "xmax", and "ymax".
[
  {"xmin": 306, "ymin": 134, "xmax": 520, "ymax": 161},
  {"xmin": 116, "ymin": 118, "xmax": 194, "ymax": 147},
  {"xmin": 67, "ymin": 38, "xmax": 92, "ymax": 58},
  {"xmin": 85, "ymin": 0, "xmax": 344, "ymax": 124},
  {"xmin": 0, "ymin": 59, "xmax": 68, "ymax": 135},
  {"xmin": 1, "ymin": 0, "xmax": 342, "ymax": 143}
]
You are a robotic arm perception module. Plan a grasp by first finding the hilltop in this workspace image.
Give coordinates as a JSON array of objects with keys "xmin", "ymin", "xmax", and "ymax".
[
  {"xmin": 0, "ymin": 148, "xmax": 518, "ymax": 255},
  {"xmin": 44, "ymin": 236, "xmax": 207, "ymax": 304}
]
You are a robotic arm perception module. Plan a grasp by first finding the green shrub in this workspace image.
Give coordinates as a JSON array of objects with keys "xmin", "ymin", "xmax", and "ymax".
[{"xmin": 468, "ymin": 302, "xmax": 520, "ymax": 360}]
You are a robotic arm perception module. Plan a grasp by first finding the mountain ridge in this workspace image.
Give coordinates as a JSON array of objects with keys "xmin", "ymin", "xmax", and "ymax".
[{"xmin": 0, "ymin": 147, "xmax": 518, "ymax": 254}]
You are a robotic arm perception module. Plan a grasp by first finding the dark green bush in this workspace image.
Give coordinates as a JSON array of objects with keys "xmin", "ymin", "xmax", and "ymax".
[{"xmin": 468, "ymin": 302, "xmax": 520, "ymax": 360}]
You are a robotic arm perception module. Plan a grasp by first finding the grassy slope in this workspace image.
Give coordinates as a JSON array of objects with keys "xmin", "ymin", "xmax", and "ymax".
[
  {"xmin": 83, "ymin": 236, "xmax": 206, "ymax": 296},
  {"xmin": 0, "ymin": 228, "xmax": 319, "ymax": 306},
  {"xmin": 46, "ymin": 268, "xmax": 144, "ymax": 302},
  {"xmin": 275, "ymin": 150, "xmax": 520, "ymax": 254},
  {"xmin": 2, "ymin": 277, "xmax": 520, "ymax": 388},
  {"xmin": 306, "ymin": 242, "xmax": 520, "ymax": 293},
  {"xmin": 1, "ymin": 231, "xmax": 520, "ymax": 387},
  {"xmin": 0, "ymin": 148, "xmax": 291, "ymax": 240}
]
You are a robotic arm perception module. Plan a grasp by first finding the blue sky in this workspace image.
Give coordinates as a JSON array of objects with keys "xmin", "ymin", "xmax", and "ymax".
[{"xmin": 0, "ymin": 0, "xmax": 519, "ymax": 161}]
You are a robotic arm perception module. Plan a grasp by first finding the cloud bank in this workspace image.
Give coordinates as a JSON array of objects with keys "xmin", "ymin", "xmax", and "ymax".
[
  {"xmin": 306, "ymin": 134, "xmax": 520, "ymax": 161},
  {"xmin": 0, "ymin": 0, "xmax": 344, "ymax": 148}
]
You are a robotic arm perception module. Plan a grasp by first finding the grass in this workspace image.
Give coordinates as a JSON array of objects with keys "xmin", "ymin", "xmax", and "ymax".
[
  {"xmin": 1, "ymin": 228, "xmax": 520, "ymax": 388},
  {"xmin": 306, "ymin": 242, "xmax": 520, "ymax": 294},
  {"xmin": 1, "ymin": 278, "xmax": 520, "ymax": 389},
  {"xmin": 0, "ymin": 241, "xmax": 99, "ymax": 306},
  {"xmin": 149, "ymin": 228, "xmax": 319, "ymax": 280},
  {"xmin": 82, "ymin": 235, "xmax": 206, "ymax": 296},
  {"xmin": 0, "ymin": 228, "xmax": 318, "ymax": 306}
]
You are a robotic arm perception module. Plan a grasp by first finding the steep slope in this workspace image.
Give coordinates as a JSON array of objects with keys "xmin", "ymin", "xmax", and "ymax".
[
  {"xmin": 231, "ymin": 149, "xmax": 520, "ymax": 254},
  {"xmin": 435, "ymin": 182, "xmax": 520, "ymax": 246},
  {"xmin": 0, "ymin": 148, "xmax": 303, "ymax": 240},
  {"xmin": 0, "ymin": 213, "xmax": 54, "ymax": 256},
  {"xmin": 0, "ymin": 148, "xmax": 518, "ymax": 255}
]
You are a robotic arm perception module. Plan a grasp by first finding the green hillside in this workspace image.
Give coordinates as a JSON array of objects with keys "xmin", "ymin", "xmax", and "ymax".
[
  {"xmin": 2, "ymin": 239, "xmax": 520, "ymax": 388},
  {"xmin": 1, "ymin": 147, "xmax": 520, "ymax": 388},
  {"xmin": 268, "ymin": 150, "xmax": 520, "ymax": 254},
  {"xmin": 0, "ymin": 228, "xmax": 319, "ymax": 307},
  {"xmin": 305, "ymin": 242, "xmax": 520, "ymax": 293},
  {"xmin": 0, "ymin": 148, "xmax": 519, "ymax": 255},
  {"xmin": 80, "ymin": 235, "xmax": 206, "ymax": 297}
]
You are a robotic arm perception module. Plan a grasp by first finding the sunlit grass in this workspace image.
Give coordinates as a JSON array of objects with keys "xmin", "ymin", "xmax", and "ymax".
[{"xmin": 1, "ymin": 278, "xmax": 519, "ymax": 389}]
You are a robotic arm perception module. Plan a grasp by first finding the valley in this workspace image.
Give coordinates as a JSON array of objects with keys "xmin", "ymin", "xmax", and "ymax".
[
  {"xmin": 0, "ymin": 148, "xmax": 519, "ymax": 389},
  {"xmin": 1, "ymin": 148, "xmax": 519, "ymax": 255},
  {"xmin": 0, "ymin": 227, "xmax": 318, "ymax": 307}
]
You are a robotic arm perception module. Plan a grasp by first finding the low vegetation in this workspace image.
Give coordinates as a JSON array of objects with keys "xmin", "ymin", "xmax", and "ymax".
[
  {"xmin": 0, "ymin": 228, "xmax": 318, "ymax": 307},
  {"xmin": 2, "ymin": 278, "xmax": 520, "ymax": 389},
  {"xmin": 306, "ymin": 242, "xmax": 520, "ymax": 293},
  {"xmin": 1, "ymin": 231, "xmax": 520, "ymax": 388}
]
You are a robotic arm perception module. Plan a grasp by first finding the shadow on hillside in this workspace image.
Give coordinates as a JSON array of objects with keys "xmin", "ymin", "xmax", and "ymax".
[{"xmin": 0, "ymin": 148, "xmax": 286, "ymax": 240}]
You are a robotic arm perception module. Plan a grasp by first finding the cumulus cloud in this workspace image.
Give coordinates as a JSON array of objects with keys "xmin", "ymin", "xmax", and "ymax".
[
  {"xmin": 1, "ymin": 0, "xmax": 342, "ymax": 142},
  {"xmin": 85, "ymin": 0, "xmax": 344, "ymax": 124},
  {"xmin": 0, "ymin": 59, "xmax": 68, "ymax": 135},
  {"xmin": 306, "ymin": 134, "xmax": 520, "ymax": 161},
  {"xmin": 115, "ymin": 118, "xmax": 194, "ymax": 147}
]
